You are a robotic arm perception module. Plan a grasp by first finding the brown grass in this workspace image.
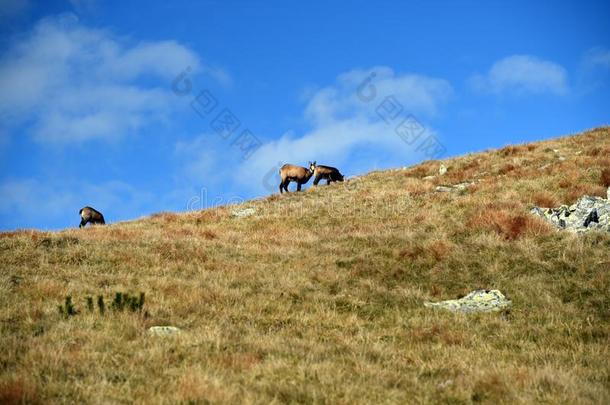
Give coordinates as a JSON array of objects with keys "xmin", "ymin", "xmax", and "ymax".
[
  {"xmin": 1, "ymin": 127, "xmax": 609, "ymax": 403},
  {"xmin": 468, "ymin": 210, "xmax": 552, "ymax": 240},
  {"xmin": 601, "ymin": 168, "xmax": 610, "ymax": 188}
]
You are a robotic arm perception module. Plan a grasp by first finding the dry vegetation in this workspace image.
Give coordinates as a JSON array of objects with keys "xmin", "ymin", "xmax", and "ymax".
[{"xmin": 1, "ymin": 127, "xmax": 610, "ymax": 404}]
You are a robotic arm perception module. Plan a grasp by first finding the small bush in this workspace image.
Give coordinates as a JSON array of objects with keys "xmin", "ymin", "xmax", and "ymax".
[
  {"xmin": 532, "ymin": 191, "xmax": 559, "ymax": 208},
  {"xmin": 498, "ymin": 164, "xmax": 516, "ymax": 175},
  {"xmin": 86, "ymin": 296, "xmax": 94, "ymax": 312},
  {"xmin": 97, "ymin": 295, "xmax": 105, "ymax": 314},
  {"xmin": 58, "ymin": 296, "xmax": 77, "ymax": 317},
  {"xmin": 58, "ymin": 292, "xmax": 144, "ymax": 317},
  {"xmin": 468, "ymin": 211, "xmax": 551, "ymax": 241}
]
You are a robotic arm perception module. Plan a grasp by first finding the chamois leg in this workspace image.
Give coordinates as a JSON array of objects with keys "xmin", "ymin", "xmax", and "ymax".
[
  {"xmin": 297, "ymin": 182, "xmax": 302, "ymax": 191},
  {"xmin": 284, "ymin": 180, "xmax": 290, "ymax": 193},
  {"xmin": 313, "ymin": 175, "xmax": 320, "ymax": 186},
  {"xmin": 279, "ymin": 180, "xmax": 284, "ymax": 194},
  {"xmin": 326, "ymin": 179, "xmax": 331, "ymax": 185},
  {"xmin": 79, "ymin": 218, "xmax": 87, "ymax": 228}
]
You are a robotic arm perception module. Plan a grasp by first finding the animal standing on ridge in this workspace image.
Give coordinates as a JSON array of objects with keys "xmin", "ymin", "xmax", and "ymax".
[
  {"xmin": 279, "ymin": 162, "xmax": 316, "ymax": 193},
  {"xmin": 79, "ymin": 206, "xmax": 105, "ymax": 228},
  {"xmin": 313, "ymin": 164, "xmax": 344, "ymax": 185}
]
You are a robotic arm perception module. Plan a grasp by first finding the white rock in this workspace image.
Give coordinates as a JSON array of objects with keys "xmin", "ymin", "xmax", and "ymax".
[
  {"xmin": 438, "ymin": 164, "xmax": 447, "ymax": 176},
  {"xmin": 148, "ymin": 326, "xmax": 181, "ymax": 336},
  {"xmin": 435, "ymin": 181, "xmax": 475, "ymax": 193},
  {"xmin": 607, "ymin": 187, "xmax": 610, "ymax": 200},
  {"xmin": 231, "ymin": 207, "xmax": 256, "ymax": 218}
]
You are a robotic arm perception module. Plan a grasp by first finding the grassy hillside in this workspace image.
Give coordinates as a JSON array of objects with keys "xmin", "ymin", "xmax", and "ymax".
[{"xmin": 1, "ymin": 127, "xmax": 609, "ymax": 404}]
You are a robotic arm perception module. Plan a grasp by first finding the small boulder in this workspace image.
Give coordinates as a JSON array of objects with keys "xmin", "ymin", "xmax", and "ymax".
[
  {"xmin": 231, "ymin": 207, "xmax": 256, "ymax": 218},
  {"xmin": 424, "ymin": 290, "xmax": 512, "ymax": 313},
  {"xmin": 148, "ymin": 326, "xmax": 181, "ymax": 336},
  {"xmin": 435, "ymin": 181, "xmax": 475, "ymax": 193},
  {"xmin": 439, "ymin": 164, "xmax": 447, "ymax": 176}
]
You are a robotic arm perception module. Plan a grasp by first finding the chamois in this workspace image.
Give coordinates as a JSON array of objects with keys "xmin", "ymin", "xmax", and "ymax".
[
  {"xmin": 79, "ymin": 206, "xmax": 105, "ymax": 228},
  {"xmin": 313, "ymin": 164, "xmax": 344, "ymax": 186},
  {"xmin": 279, "ymin": 162, "xmax": 316, "ymax": 193}
]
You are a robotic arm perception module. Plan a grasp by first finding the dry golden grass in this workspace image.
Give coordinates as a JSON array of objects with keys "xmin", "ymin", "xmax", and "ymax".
[{"xmin": 1, "ymin": 127, "xmax": 610, "ymax": 403}]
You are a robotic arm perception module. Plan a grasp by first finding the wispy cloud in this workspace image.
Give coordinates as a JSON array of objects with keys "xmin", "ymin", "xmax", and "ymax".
[
  {"xmin": 583, "ymin": 47, "xmax": 610, "ymax": 69},
  {"xmin": 177, "ymin": 67, "xmax": 452, "ymax": 197},
  {"xmin": 305, "ymin": 66, "xmax": 452, "ymax": 125},
  {"xmin": 0, "ymin": 13, "xmax": 222, "ymax": 143},
  {"xmin": 471, "ymin": 55, "xmax": 568, "ymax": 96}
]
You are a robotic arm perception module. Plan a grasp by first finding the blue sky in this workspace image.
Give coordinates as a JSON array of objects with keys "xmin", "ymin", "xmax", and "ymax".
[{"xmin": 0, "ymin": 0, "xmax": 609, "ymax": 230}]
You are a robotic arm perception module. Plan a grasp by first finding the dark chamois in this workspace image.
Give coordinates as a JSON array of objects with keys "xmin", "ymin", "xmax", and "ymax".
[
  {"xmin": 79, "ymin": 206, "xmax": 105, "ymax": 228},
  {"xmin": 279, "ymin": 162, "xmax": 316, "ymax": 193},
  {"xmin": 313, "ymin": 164, "xmax": 344, "ymax": 186}
]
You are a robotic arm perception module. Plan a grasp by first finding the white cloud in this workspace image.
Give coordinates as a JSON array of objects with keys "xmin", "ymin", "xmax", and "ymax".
[
  {"xmin": 305, "ymin": 66, "xmax": 452, "ymax": 125},
  {"xmin": 471, "ymin": 55, "xmax": 568, "ymax": 95},
  {"xmin": 0, "ymin": 13, "xmax": 211, "ymax": 142},
  {"xmin": 177, "ymin": 67, "xmax": 451, "ymax": 196},
  {"xmin": 583, "ymin": 47, "xmax": 610, "ymax": 69},
  {"xmin": 174, "ymin": 134, "xmax": 222, "ymax": 182}
]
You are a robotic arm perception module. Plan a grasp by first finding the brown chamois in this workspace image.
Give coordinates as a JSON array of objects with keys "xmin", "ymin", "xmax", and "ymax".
[
  {"xmin": 313, "ymin": 164, "xmax": 344, "ymax": 186},
  {"xmin": 279, "ymin": 161, "xmax": 316, "ymax": 193},
  {"xmin": 79, "ymin": 206, "xmax": 105, "ymax": 228}
]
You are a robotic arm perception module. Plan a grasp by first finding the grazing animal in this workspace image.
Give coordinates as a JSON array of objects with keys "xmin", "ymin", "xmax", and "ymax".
[
  {"xmin": 279, "ymin": 162, "xmax": 316, "ymax": 193},
  {"xmin": 313, "ymin": 164, "xmax": 344, "ymax": 185},
  {"xmin": 79, "ymin": 206, "xmax": 105, "ymax": 228}
]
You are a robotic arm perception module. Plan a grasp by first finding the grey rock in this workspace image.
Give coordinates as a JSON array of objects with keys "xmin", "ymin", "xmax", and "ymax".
[
  {"xmin": 435, "ymin": 181, "xmax": 475, "ymax": 193},
  {"xmin": 148, "ymin": 326, "xmax": 181, "ymax": 336},
  {"xmin": 531, "ymin": 195, "xmax": 610, "ymax": 233}
]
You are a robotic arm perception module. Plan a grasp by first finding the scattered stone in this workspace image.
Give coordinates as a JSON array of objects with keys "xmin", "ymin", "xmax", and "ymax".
[
  {"xmin": 538, "ymin": 163, "xmax": 551, "ymax": 171},
  {"xmin": 148, "ymin": 326, "xmax": 181, "ymax": 336},
  {"xmin": 424, "ymin": 290, "xmax": 512, "ymax": 313},
  {"xmin": 422, "ymin": 175, "xmax": 436, "ymax": 181},
  {"xmin": 231, "ymin": 207, "xmax": 256, "ymax": 218},
  {"xmin": 531, "ymin": 195, "xmax": 610, "ymax": 232},
  {"xmin": 439, "ymin": 164, "xmax": 447, "ymax": 176},
  {"xmin": 435, "ymin": 181, "xmax": 475, "ymax": 193},
  {"xmin": 437, "ymin": 379, "xmax": 454, "ymax": 390}
]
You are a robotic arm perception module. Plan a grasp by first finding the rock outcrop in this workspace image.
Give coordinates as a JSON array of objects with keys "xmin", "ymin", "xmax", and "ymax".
[
  {"xmin": 531, "ymin": 191, "xmax": 610, "ymax": 233},
  {"xmin": 424, "ymin": 290, "xmax": 512, "ymax": 313},
  {"xmin": 435, "ymin": 181, "xmax": 476, "ymax": 193}
]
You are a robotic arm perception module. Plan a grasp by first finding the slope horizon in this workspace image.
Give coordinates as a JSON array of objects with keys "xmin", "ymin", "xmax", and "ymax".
[{"xmin": 2, "ymin": 125, "xmax": 608, "ymax": 233}]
